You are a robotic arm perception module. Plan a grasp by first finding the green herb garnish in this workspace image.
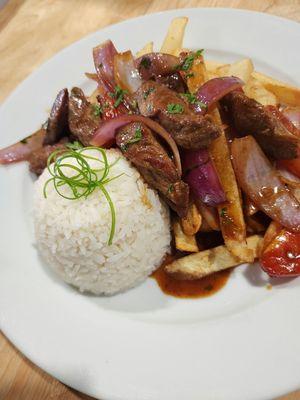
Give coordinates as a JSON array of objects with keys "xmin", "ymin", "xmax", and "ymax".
[
  {"xmin": 167, "ymin": 184, "xmax": 174, "ymax": 194},
  {"xmin": 92, "ymin": 104, "xmax": 102, "ymax": 117},
  {"xmin": 140, "ymin": 56, "xmax": 151, "ymax": 69},
  {"xmin": 220, "ymin": 207, "xmax": 227, "ymax": 218},
  {"xmin": 166, "ymin": 103, "xmax": 184, "ymax": 114},
  {"xmin": 109, "ymin": 85, "xmax": 128, "ymax": 108},
  {"xmin": 121, "ymin": 127, "xmax": 143, "ymax": 151},
  {"xmin": 180, "ymin": 92, "xmax": 207, "ymax": 109},
  {"xmin": 98, "ymin": 63, "xmax": 103, "ymax": 68},
  {"xmin": 43, "ymin": 147, "xmax": 122, "ymax": 245},
  {"xmin": 174, "ymin": 49, "xmax": 204, "ymax": 72},
  {"xmin": 185, "ymin": 72, "xmax": 195, "ymax": 79},
  {"xmin": 143, "ymin": 87, "xmax": 155, "ymax": 99}
]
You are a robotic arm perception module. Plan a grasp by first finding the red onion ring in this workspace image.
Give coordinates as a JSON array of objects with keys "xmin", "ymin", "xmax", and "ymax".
[{"xmin": 91, "ymin": 115, "xmax": 182, "ymax": 176}]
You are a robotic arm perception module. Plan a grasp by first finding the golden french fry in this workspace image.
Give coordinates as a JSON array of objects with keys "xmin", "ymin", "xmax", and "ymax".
[
  {"xmin": 262, "ymin": 221, "xmax": 282, "ymax": 252},
  {"xmin": 252, "ymin": 71, "xmax": 300, "ymax": 106},
  {"xmin": 160, "ymin": 17, "xmax": 188, "ymax": 55},
  {"xmin": 180, "ymin": 203, "xmax": 202, "ymax": 236},
  {"xmin": 173, "ymin": 221, "xmax": 199, "ymax": 253},
  {"xmin": 166, "ymin": 235, "xmax": 263, "ymax": 279},
  {"xmin": 186, "ymin": 55, "xmax": 207, "ymax": 93},
  {"xmin": 136, "ymin": 41, "xmax": 153, "ymax": 58},
  {"xmin": 216, "ymin": 58, "xmax": 254, "ymax": 83},
  {"xmin": 205, "ymin": 59, "xmax": 226, "ymax": 72},
  {"xmin": 244, "ymin": 77, "xmax": 277, "ymax": 106}
]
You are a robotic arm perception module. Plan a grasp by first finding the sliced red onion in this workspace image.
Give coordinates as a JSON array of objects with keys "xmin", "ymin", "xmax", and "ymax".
[
  {"xmin": 114, "ymin": 51, "xmax": 142, "ymax": 94},
  {"xmin": 136, "ymin": 53, "xmax": 179, "ymax": 80},
  {"xmin": 231, "ymin": 135, "xmax": 300, "ymax": 233},
  {"xmin": 282, "ymin": 107, "xmax": 300, "ymax": 130},
  {"xmin": 182, "ymin": 149, "xmax": 226, "ymax": 207},
  {"xmin": 195, "ymin": 76, "xmax": 244, "ymax": 114},
  {"xmin": 0, "ymin": 129, "xmax": 45, "ymax": 164},
  {"xmin": 93, "ymin": 40, "xmax": 117, "ymax": 87},
  {"xmin": 91, "ymin": 115, "xmax": 182, "ymax": 176}
]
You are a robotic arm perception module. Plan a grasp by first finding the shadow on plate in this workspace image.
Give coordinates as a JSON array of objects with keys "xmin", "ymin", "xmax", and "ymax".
[{"xmin": 37, "ymin": 250, "xmax": 168, "ymax": 314}]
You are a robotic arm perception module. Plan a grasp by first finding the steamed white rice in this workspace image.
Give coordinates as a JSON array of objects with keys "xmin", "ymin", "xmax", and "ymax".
[{"xmin": 34, "ymin": 148, "xmax": 170, "ymax": 295}]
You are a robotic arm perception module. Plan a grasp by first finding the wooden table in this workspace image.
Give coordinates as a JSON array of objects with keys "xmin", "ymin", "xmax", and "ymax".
[{"xmin": 0, "ymin": 0, "xmax": 300, "ymax": 399}]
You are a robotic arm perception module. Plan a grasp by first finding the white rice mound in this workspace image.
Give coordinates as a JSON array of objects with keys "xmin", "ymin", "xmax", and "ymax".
[{"xmin": 34, "ymin": 148, "xmax": 170, "ymax": 295}]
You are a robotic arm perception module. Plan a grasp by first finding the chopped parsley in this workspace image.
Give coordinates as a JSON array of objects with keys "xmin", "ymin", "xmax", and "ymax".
[
  {"xmin": 66, "ymin": 141, "xmax": 83, "ymax": 150},
  {"xmin": 220, "ymin": 207, "xmax": 227, "ymax": 218},
  {"xmin": 174, "ymin": 49, "xmax": 204, "ymax": 72},
  {"xmin": 92, "ymin": 103, "xmax": 102, "ymax": 117},
  {"xmin": 166, "ymin": 103, "xmax": 184, "ymax": 114},
  {"xmin": 167, "ymin": 184, "xmax": 174, "ymax": 194},
  {"xmin": 180, "ymin": 92, "xmax": 207, "ymax": 109},
  {"xmin": 109, "ymin": 85, "xmax": 128, "ymax": 108},
  {"xmin": 143, "ymin": 87, "xmax": 155, "ymax": 99},
  {"xmin": 98, "ymin": 62, "xmax": 103, "ymax": 69},
  {"xmin": 121, "ymin": 127, "xmax": 143, "ymax": 151},
  {"xmin": 185, "ymin": 72, "xmax": 195, "ymax": 79},
  {"xmin": 140, "ymin": 56, "xmax": 151, "ymax": 69}
]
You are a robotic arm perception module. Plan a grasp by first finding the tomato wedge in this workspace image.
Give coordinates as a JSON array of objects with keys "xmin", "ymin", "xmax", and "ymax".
[{"xmin": 260, "ymin": 230, "xmax": 300, "ymax": 277}]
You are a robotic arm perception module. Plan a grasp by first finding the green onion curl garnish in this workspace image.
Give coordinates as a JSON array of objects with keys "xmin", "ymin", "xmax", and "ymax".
[{"xmin": 43, "ymin": 145, "xmax": 122, "ymax": 245}]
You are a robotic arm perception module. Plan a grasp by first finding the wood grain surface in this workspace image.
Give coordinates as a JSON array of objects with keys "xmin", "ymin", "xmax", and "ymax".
[{"xmin": 0, "ymin": 0, "xmax": 299, "ymax": 399}]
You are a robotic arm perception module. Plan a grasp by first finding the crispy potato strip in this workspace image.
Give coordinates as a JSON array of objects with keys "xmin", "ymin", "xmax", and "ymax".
[
  {"xmin": 180, "ymin": 203, "xmax": 202, "ymax": 236},
  {"xmin": 244, "ymin": 77, "xmax": 277, "ymax": 106},
  {"xmin": 166, "ymin": 235, "xmax": 263, "ymax": 279},
  {"xmin": 160, "ymin": 17, "xmax": 188, "ymax": 55},
  {"xmin": 136, "ymin": 41, "xmax": 153, "ymax": 58},
  {"xmin": 216, "ymin": 58, "xmax": 254, "ymax": 83},
  {"xmin": 173, "ymin": 221, "xmax": 199, "ymax": 253},
  {"xmin": 252, "ymin": 71, "xmax": 300, "ymax": 106}
]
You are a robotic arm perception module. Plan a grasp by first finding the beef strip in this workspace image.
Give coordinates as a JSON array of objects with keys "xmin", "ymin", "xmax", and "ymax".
[
  {"xmin": 29, "ymin": 138, "xmax": 69, "ymax": 176},
  {"xmin": 222, "ymin": 91, "xmax": 300, "ymax": 160},
  {"xmin": 115, "ymin": 122, "xmax": 189, "ymax": 217},
  {"xmin": 68, "ymin": 87, "xmax": 101, "ymax": 146},
  {"xmin": 135, "ymin": 81, "xmax": 220, "ymax": 150},
  {"xmin": 43, "ymin": 88, "xmax": 69, "ymax": 145}
]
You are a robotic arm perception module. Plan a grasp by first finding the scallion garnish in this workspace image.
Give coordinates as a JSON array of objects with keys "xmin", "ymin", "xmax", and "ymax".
[{"xmin": 43, "ymin": 147, "xmax": 122, "ymax": 245}]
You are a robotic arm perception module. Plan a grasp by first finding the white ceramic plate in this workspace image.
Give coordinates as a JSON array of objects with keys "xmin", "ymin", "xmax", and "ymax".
[{"xmin": 1, "ymin": 8, "xmax": 300, "ymax": 400}]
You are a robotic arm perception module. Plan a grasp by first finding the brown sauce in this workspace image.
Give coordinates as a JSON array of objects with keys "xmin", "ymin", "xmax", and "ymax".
[{"xmin": 151, "ymin": 254, "xmax": 231, "ymax": 298}]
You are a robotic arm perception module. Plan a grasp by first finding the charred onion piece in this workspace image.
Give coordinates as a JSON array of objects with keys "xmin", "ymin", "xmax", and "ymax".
[
  {"xmin": 195, "ymin": 76, "xmax": 244, "ymax": 114},
  {"xmin": 0, "ymin": 128, "xmax": 45, "ymax": 164},
  {"xmin": 231, "ymin": 135, "xmax": 300, "ymax": 233},
  {"xmin": 136, "ymin": 52, "xmax": 179, "ymax": 80},
  {"xmin": 182, "ymin": 149, "xmax": 226, "ymax": 207}
]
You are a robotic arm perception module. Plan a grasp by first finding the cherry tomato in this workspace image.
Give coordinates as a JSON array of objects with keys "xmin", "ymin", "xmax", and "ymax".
[
  {"xmin": 261, "ymin": 230, "xmax": 300, "ymax": 277},
  {"xmin": 278, "ymin": 158, "xmax": 300, "ymax": 179}
]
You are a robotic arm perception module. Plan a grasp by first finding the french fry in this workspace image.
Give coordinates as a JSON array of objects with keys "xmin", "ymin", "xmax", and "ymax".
[
  {"xmin": 166, "ymin": 235, "xmax": 263, "ymax": 279},
  {"xmin": 216, "ymin": 58, "xmax": 254, "ymax": 83},
  {"xmin": 262, "ymin": 221, "xmax": 282, "ymax": 252},
  {"xmin": 244, "ymin": 77, "xmax": 277, "ymax": 106},
  {"xmin": 173, "ymin": 220, "xmax": 199, "ymax": 253},
  {"xmin": 180, "ymin": 203, "xmax": 202, "ymax": 236},
  {"xmin": 136, "ymin": 41, "xmax": 153, "ymax": 58},
  {"xmin": 252, "ymin": 71, "xmax": 300, "ymax": 106},
  {"xmin": 160, "ymin": 17, "xmax": 188, "ymax": 55}
]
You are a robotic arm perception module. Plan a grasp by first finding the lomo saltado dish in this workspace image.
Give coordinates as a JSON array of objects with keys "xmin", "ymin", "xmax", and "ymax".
[{"xmin": 1, "ymin": 17, "xmax": 300, "ymax": 297}]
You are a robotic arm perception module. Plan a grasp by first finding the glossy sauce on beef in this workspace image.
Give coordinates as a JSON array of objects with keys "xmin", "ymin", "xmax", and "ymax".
[{"xmin": 152, "ymin": 254, "xmax": 231, "ymax": 298}]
